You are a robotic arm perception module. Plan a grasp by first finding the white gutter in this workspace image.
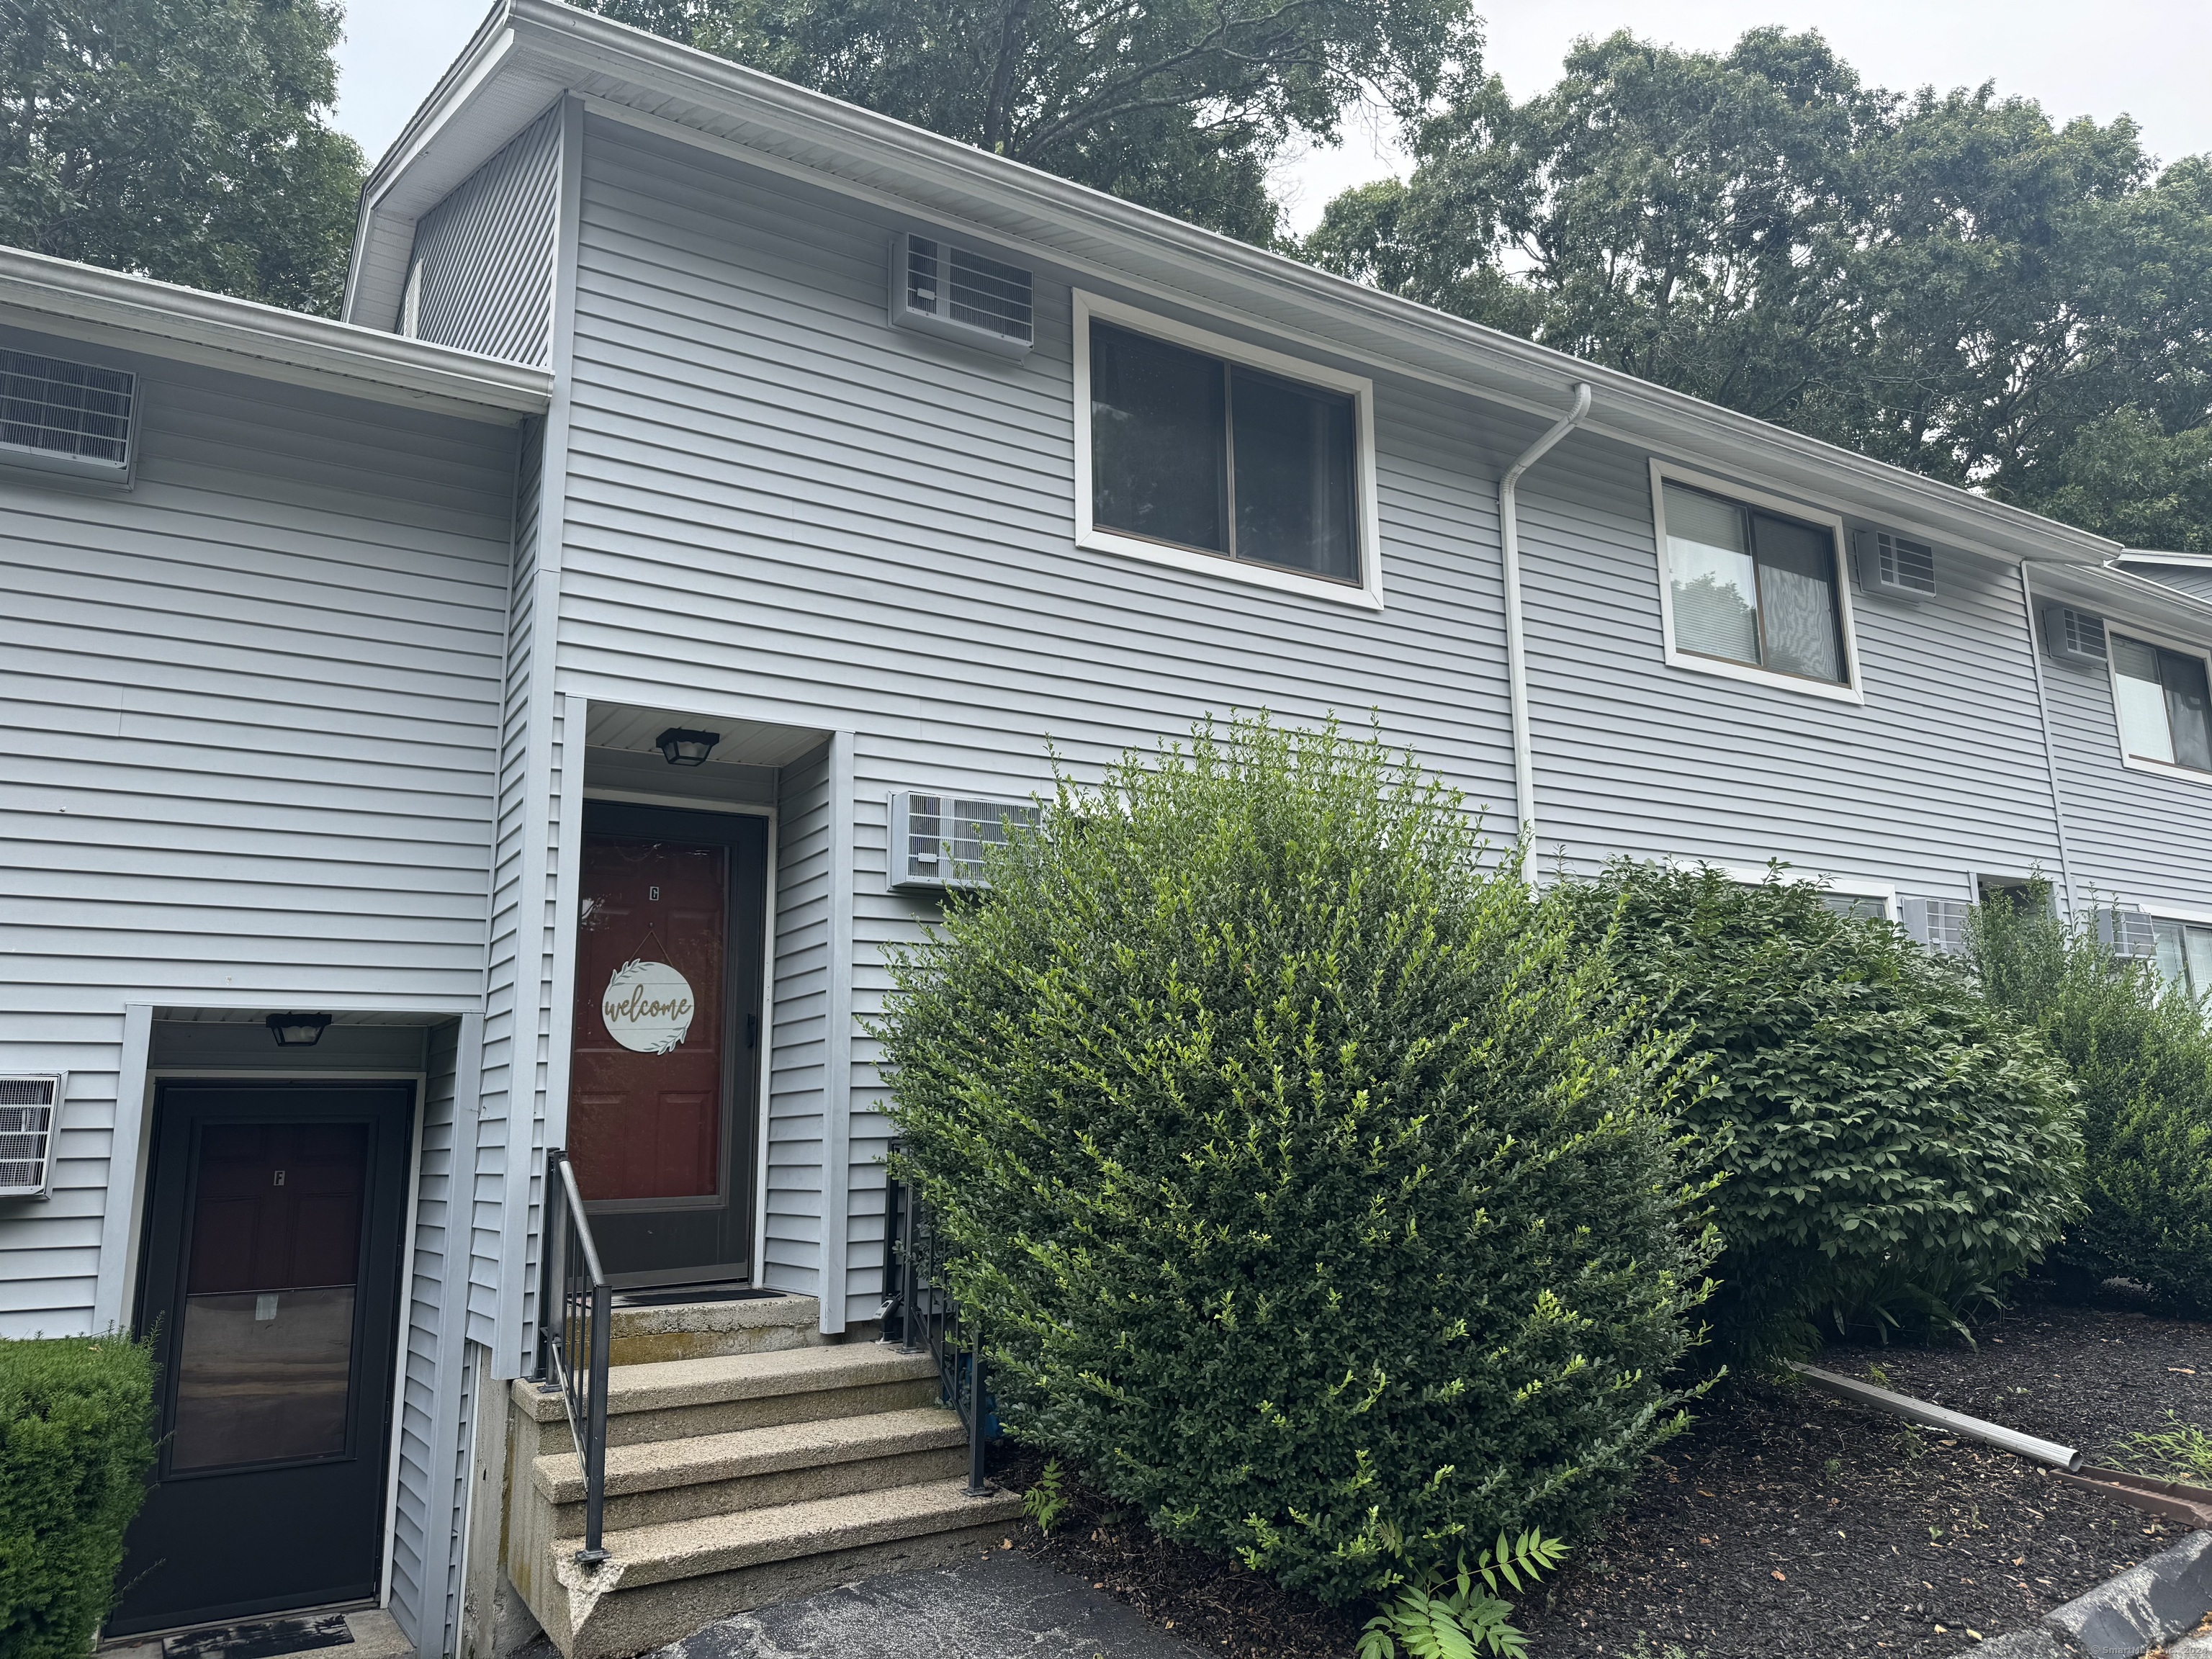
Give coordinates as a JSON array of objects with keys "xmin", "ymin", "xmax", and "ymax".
[
  {"xmin": 1499, "ymin": 382, "xmax": 1592, "ymax": 884},
  {"xmin": 0, "ymin": 243, "xmax": 550, "ymax": 423}
]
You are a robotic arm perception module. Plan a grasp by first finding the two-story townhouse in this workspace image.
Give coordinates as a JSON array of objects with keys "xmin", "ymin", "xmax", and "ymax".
[{"xmin": 4, "ymin": 2, "xmax": 2211, "ymax": 1654}]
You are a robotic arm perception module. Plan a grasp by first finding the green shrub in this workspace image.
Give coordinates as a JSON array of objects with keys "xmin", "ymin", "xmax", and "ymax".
[
  {"xmin": 1969, "ymin": 889, "xmax": 2212, "ymax": 1310},
  {"xmin": 878, "ymin": 716, "xmax": 1715, "ymax": 1609},
  {"xmin": 1563, "ymin": 861, "xmax": 2082, "ymax": 1365},
  {"xmin": 0, "ymin": 1334, "xmax": 156, "ymax": 1658}
]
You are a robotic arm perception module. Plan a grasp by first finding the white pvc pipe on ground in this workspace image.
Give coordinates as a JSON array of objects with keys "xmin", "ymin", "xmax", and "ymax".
[{"xmin": 1791, "ymin": 1361, "xmax": 2085, "ymax": 1471}]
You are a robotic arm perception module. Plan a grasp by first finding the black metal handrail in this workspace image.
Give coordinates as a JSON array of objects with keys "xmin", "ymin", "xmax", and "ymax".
[
  {"xmin": 882, "ymin": 1159, "xmax": 990, "ymax": 1497},
  {"xmin": 536, "ymin": 1148, "xmax": 611, "ymax": 1567}
]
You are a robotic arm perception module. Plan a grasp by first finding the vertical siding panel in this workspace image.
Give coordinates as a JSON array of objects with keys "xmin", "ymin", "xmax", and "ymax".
[
  {"xmin": 389, "ymin": 1019, "xmax": 459, "ymax": 1643},
  {"xmin": 766, "ymin": 745, "xmax": 831, "ymax": 1297},
  {"xmin": 409, "ymin": 104, "xmax": 562, "ymax": 365}
]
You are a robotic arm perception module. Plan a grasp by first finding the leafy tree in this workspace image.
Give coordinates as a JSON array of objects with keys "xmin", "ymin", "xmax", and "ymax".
[
  {"xmin": 0, "ymin": 0, "xmax": 364, "ymax": 316},
  {"xmin": 1305, "ymin": 29, "xmax": 2212, "ymax": 549},
  {"xmin": 577, "ymin": 0, "xmax": 1480, "ymax": 243}
]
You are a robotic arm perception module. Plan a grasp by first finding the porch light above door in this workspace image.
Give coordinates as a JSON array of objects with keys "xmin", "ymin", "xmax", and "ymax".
[
  {"xmin": 266, "ymin": 1012, "xmax": 332, "ymax": 1047},
  {"xmin": 656, "ymin": 727, "xmax": 721, "ymax": 767}
]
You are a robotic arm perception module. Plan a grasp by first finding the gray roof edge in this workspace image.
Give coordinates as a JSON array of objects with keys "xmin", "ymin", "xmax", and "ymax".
[
  {"xmin": 0, "ymin": 245, "xmax": 552, "ymax": 423},
  {"xmin": 351, "ymin": 0, "xmax": 2117, "ymax": 562},
  {"xmin": 2031, "ymin": 561, "xmax": 2212, "ymax": 632}
]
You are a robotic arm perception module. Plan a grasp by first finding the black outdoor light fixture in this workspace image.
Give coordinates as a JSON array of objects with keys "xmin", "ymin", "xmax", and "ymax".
[
  {"xmin": 266, "ymin": 1012, "xmax": 333, "ymax": 1048},
  {"xmin": 655, "ymin": 727, "xmax": 721, "ymax": 768}
]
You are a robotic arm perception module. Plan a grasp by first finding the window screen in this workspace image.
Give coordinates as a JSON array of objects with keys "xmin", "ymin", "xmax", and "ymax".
[
  {"xmin": 2113, "ymin": 634, "xmax": 2212, "ymax": 771},
  {"xmin": 1663, "ymin": 481, "xmax": 1847, "ymax": 683},
  {"xmin": 1091, "ymin": 320, "xmax": 1359, "ymax": 583}
]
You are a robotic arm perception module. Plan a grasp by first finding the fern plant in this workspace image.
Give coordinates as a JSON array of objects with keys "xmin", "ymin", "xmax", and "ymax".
[
  {"xmin": 1357, "ymin": 1531, "xmax": 1568, "ymax": 1659},
  {"xmin": 1021, "ymin": 1457, "xmax": 1069, "ymax": 1534}
]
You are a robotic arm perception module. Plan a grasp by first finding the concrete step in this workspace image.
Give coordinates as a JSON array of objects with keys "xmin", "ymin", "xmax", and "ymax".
[
  {"xmin": 531, "ymin": 1478, "xmax": 1025, "ymax": 1659},
  {"xmin": 532, "ymin": 1405, "xmax": 970, "ymax": 1535},
  {"xmin": 607, "ymin": 1293, "xmax": 823, "ymax": 1365},
  {"xmin": 514, "ymin": 1342, "xmax": 941, "ymax": 1449}
]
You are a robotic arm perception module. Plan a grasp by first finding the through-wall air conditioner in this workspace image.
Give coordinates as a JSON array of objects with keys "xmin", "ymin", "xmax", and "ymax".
[
  {"xmin": 2043, "ymin": 606, "xmax": 2109, "ymax": 669},
  {"xmin": 1898, "ymin": 895, "xmax": 1972, "ymax": 954},
  {"xmin": 0, "ymin": 1074, "xmax": 66, "ymax": 1200},
  {"xmin": 888, "ymin": 232, "xmax": 1034, "ymax": 359},
  {"xmin": 1852, "ymin": 528, "xmax": 1937, "ymax": 599},
  {"xmin": 887, "ymin": 791, "xmax": 1043, "ymax": 891},
  {"xmin": 2095, "ymin": 903, "xmax": 2156, "ymax": 962}
]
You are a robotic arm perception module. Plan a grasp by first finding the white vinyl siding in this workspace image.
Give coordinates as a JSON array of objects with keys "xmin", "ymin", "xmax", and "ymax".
[{"xmin": 0, "ymin": 325, "xmax": 513, "ymax": 1340}]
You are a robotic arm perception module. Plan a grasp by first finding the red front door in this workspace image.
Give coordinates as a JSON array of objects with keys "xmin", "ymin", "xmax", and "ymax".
[{"xmin": 567, "ymin": 801, "xmax": 766, "ymax": 1282}]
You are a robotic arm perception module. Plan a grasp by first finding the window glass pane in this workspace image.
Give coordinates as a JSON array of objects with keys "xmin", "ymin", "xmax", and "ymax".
[
  {"xmin": 1819, "ymin": 892, "xmax": 1888, "ymax": 921},
  {"xmin": 2113, "ymin": 636, "xmax": 2176, "ymax": 763},
  {"xmin": 2157, "ymin": 647, "xmax": 2212, "ymax": 771},
  {"xmin": 1089, "ymin": 323, "xmax": 1226, "ymax": 553},
  {"xmin": 1751, "ymin": 512, "xmax": 1845, "ymax": 682},
  {"xmin": 2187, "ymin": 926, "xmax": 2212, "ymax": 999},
  {"xmin": 1664, "ymin": 484, "xmax": 1760, "ymax": 665},
  {"xmin": 2154, "ymin": 917, "xmax": 2190, "ymax": 992},
  {"xmin": 1228, "ymin": 364, "xmax": 1358, "ymax": 580}
]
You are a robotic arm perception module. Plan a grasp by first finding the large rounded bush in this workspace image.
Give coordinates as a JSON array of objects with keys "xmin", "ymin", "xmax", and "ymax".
[
  {"xmin": 1970, "ymin": 889, "xmax": 2212, "ymax": 1310},
  {"xmin": 1565, "ymin": 861, "xmax": 2082, "ymax": 1364},
  {"xmin": 878, "ymin": 719, "xmax": 1714, "ymax": 1607}
]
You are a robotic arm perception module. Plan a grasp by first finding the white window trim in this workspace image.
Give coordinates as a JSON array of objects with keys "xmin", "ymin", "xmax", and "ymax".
[
  {"xmin": 2145, "ymin": 902, "xmax": 2212, "ymax": 927},
  {"xmin": 2102, "ymin": 621, "xmax": 2212, "ymax": 787},
  {"xmin": 1649, "ymin": 459, "xmax": 1863, "ymax": 704},
  {"xmin": 1073, "ymin": 289, "xmax": 1385, "ymax": 612},
  {"xmin": 1670, "ymin": 858, "xmax": 1897, "ymax": 920}
]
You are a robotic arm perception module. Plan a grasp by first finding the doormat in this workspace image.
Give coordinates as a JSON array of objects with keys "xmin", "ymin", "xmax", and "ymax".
[{"xmin": 162, "ymin": 1615, "xmax": 354, "ymax": 1659}]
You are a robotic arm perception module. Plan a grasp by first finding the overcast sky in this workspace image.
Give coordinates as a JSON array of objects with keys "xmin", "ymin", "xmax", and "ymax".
[{"xmin": 336, "ymin": 0, "xmax": 2212, "ymax": 235}]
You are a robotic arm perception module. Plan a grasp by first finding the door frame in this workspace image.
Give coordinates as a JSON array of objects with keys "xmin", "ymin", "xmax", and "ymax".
[
  {"xmin": 135, "ymin": 1064, "xmax": 428, "ymax": 1619},
  {"xmin": 124, "ymin": 1076, "xmax": 421, "ymax": 1632},
  {"xmin": 567, "ymin": 793, "xmax": 775, "ymax": 1285},
  {"xmin": 571, "ymin": 788, "xmax": 778, "ymax": 1285}
]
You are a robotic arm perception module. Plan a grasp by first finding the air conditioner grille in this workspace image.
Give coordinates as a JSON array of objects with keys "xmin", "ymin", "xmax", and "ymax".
[
  {"xmin": 894, "ymin": 791, "xmax": 1043, "ymax": 889},
  {"xmin": 905, "ymin": 236, "xmax": 941, "ymax": 317},
  {"xmin": 1900, "ymin": 894, "xmax": 1972, "ymax": 953},
  {"xmin": 2097, "ymin": 904, "xmax": 2155, "ymax": 961},
  {"xmin": 946, "ymin": 247, "xmax": 1033, "ymax": 343},
  {"xmin": 0, "ymin": 349, "xmax": 133, "ymax": 469},
  {"xmin": 1877, "ymin": 532, "xmax": 1936, "ymax": 595},
  {"xmin": 2062, "ymin": 608, "xmax": 2108, "ymax": 660},
  {"xmin": 0, "ymin": 1074, "xmax": 60, "ymax": 1200}
]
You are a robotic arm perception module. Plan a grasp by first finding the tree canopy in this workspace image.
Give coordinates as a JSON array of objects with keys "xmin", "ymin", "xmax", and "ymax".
[
  {"xmin": 0, "ymin": 0, "xmax": 364, "ymax": 315},
  {"xmin": 1305, "ymin": 29, "xmax": 2212, "ymax": 550},
  {"xmin": 577, "ymin": 0, "xmax": 1480, "ymax": 244}
]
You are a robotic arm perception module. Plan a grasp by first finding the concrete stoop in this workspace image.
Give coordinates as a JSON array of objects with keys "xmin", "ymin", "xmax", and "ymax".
[{"xmin": 503, "ymin": 1295, "xmax": 1022, "ymax": 1659}]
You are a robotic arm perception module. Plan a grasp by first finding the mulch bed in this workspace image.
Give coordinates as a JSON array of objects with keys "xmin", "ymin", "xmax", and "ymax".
[{"xmin": 996, "ymin": 1298, "xmax": 2212, "ymax": 1659}]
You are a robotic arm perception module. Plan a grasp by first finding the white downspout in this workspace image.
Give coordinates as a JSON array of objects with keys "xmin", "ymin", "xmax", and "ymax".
[
  {"xmin": 1499, "ymin": 382, "xmax": 1593, "ymax": 885},
  {"xmin": 2018, "ymin": 562, "xmax": 2080, "ymax": 914}
]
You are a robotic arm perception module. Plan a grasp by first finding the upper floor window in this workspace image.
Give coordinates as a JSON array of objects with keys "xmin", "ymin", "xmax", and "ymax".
[
  {"xmin": 2111, "ymin": 633, "xmax": 2212, "ymax": 773},
  {"xmin": 1652, "ymin": 464, "xmax": 1857, "ymax": 700},
  {"xmin": 1075, "ymin": 292, "xmax": 1380, "ymax": 608}
]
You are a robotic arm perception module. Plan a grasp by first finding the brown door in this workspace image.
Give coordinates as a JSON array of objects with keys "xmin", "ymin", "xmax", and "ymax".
[{"xmin": 569, "ymin": 801, "xmax": 767, "ymax": 1282}]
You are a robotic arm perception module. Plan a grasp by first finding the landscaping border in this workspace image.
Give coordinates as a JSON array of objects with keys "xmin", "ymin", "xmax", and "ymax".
[{"xmin": 1966, "ymin": 1531, "xmax": 2211, "ymax": 1658}]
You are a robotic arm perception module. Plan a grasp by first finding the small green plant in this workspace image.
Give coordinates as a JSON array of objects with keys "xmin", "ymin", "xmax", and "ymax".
[
  {"xmin": 1022, "ymin": 1457, "xmax": 1069, "ymax": 1534},
  {"xmin": 1356, "ymin": 1531, "xmax": 1568, "ymax": 1659},
  {"xmin": 2119, "ymin": 1415, "xmax": 2212, "ymax": 1483},
  {"xmin": 1822, "ymin": 1457, "xmax": 1843, "ymax": 1481},
  {"xmin": 0, "ymin": 1334, "xmax": 158, "ymax": 1659},
  {"xmin": 1867, "ymin": 1364, "xmax": 1893, "ymax": 1390}
]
